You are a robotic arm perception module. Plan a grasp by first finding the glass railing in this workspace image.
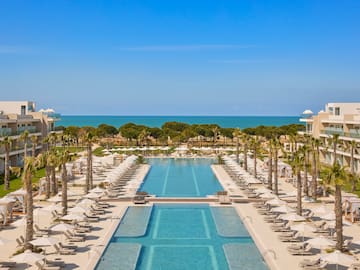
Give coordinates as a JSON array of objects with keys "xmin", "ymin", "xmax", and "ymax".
[
  {"xmin": 17, "ymin": 126, "xmax": 38, "ymax": 135},
  {"xmin": 344, "ymin": 132, "xmax": 360, "ymax": 139},
  {"xmin": 45, "ymin": 113, "xmax": 61, "ymax": 120},
  {"xmin": 321, "ymin": 129, "xmax": 344, "ymax": 136},
  {"xmin": 0, "ymin": 127, "xmax": 12, "ymax": 137}
]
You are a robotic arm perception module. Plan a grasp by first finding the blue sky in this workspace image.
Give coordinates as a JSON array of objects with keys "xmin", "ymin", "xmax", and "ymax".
[{"xmin": 0, "ymin": 0, "xmax": 360, "ymax": 115}]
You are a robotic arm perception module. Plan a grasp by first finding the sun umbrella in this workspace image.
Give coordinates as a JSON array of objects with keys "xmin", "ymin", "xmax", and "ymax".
[
  {"xmin": 79, "ymin": 198, "xmax": 96, "ymax": 206},
  {"xmin": 90, "ymin": 186, "xmax": 105, "ymax": 193},
  {"xmin": 0, "ymin": 237, "xmax": 12, "ymax": 245},
  {"xmin": 11, "ymin": 249, "xmax": 45, "ymax": 264},
  {"xmin": 61, "ymin": 213, "xmax": 86, "ymax": 222},
  {"xmin": 320, "ymin": 212, "xmax": 335, "ymax": 221},
  {"xmin": 84, "ymin": 192, "xmax": 103, "ymax": 199},
  {"xmin": 279, "ymin": 190, "xmax": 297, "ymax": 198},
  {"xmin": 279, "ymin": 213, "xmax": 306, "ymax": 222},
  {"xmin": 13, "ymin": 217, "xmax": 26, "ymax": 226},
  {"xmin": 57, "ymin": 190, "xmax": 78, "ymax": 197},
  {"xmin": 0, "ymin": 197, "xmax": 16, "ymax": 203},
  {"xmin": 259, "ymin": 192, "xmax": 276, "ymax": 199},
  {"xmin": 306, "ymin": 236, "xmax": 336, "ymax": 249},
  {"xmin": 41, "ymin": 204, "xmax": 64, "ymax": 212},
  {"xmin": 30, "ymin": 236, "xmax": 60, "ymax": 247},
  {"xmin": 271, "ymin": 205, "xmax": 296, "ymax": 213},
  {"xmin": 290, "ymin": 222, "xmax": 316, "ymax": 241},
  {"xmin": 68, "ymin": 206, "xmax": 88, "ymax": 214},
  {"xmin": 47, "ymin": 196, "xmax": 62, "ymax": 203},
  {"xmin": 313, "ymin": 204, "xmax": 331, "ymax": 216},
  {"xmin": 266, "ymin": 198, "xmax": 287, "ymax": 206},
  {"xmin": 50, "ymin": 223, "xmax": 75, "ymax": 232},
  {"xmin": 321, "ymin": 250, "xmax": 357, "ymax": 270}
]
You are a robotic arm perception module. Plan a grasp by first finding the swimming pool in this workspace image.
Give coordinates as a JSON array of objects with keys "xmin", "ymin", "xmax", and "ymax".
[
  {"xmin": 138, "ymin": 158, "xmax": 223, "ymax": 197},
  {"xmin": 96, "ymin": 204, "xmax": 268, "ymax": 270}
]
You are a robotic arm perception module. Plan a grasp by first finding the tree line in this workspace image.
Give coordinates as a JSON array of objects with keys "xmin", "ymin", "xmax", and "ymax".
[{"xmin": 58, "ymin": 122, "xmax": 305, "ymax": 145}]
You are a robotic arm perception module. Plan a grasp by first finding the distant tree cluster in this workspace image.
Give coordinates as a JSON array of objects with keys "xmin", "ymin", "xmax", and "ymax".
[
  {"xmin": 58, "ymin": 122, "xmax": 305, "ymax": 145},
  {"xmin": 242, "ymin": 124, "xmax": 305, "ymax": 139}
]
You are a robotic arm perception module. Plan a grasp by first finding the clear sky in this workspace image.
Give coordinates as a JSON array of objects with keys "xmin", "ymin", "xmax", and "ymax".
[{"xmin": 0, "ymin": 0, "xmax": 360, "ymax": 116}]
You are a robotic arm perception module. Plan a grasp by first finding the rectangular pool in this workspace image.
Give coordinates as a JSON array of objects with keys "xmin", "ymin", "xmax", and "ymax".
[
  {"xmin": 96, "ymin": 204, "xmax": 268, "ymax": 270},
  {"xmin": 139, "ymin": 158, "xmax": 223, "ymax": 197}
]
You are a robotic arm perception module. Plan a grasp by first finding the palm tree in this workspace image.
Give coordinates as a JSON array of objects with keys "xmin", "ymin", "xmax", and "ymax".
[
  {"xmin": 83, "ymin": 132, "xmax": 95, "ymax": 193},
  {"xmin": 349, "ymin": 140, "xmax": 358, "ymax": 192},
  {"xmin": 30, "ymin": 135, "xmax": 38, "ymax": 157},
  {"xmin": 267, "ymin": 139, "xmax": 273, "ymax": 190},
  {"xmin": 23, "ymin": 155, "xmax": 42, "ymax": 250},
  {"xmin": 241, "ymin": 133, "xmax": 249, "ymax": 171},
  {"xmin": 289, "ymin": 150, "xmax": 304, "ymax": 216},
  {"xmin": 311, "ymin": 138, "xmax": 321, "ymax": 200},
  {"xmin": 328, "ymin": 133, "xmax": 340, "ymax": 165},
  {"xmin": 47, "ymin": 150, "xmax": 58, "ymax": 196},
  {"xmin": 1, "ymin": 136, "xmax": 13, "ymax": 190},
  {"xmin": 59, "ymin": 150, "xmax": 70, "ymax": 216},
  {"xmin": 233, "ymin": 128, "xmax": 241, "ymax": 164},
  {"xmin": 301, "ymin": 144, "xmax": 311, "ymax": 197},
  {"xmin": 273, "ymin": 138, "xmax": 280, "ymax": 195},
  {"xmin": 212, "ymin": 126, "xmax": 219, "ymax": 147},
  {"xmin": 20, "ymin": 130, "xmax": 30, "ymax": 162},
  {"xmin": 323, "ymin": 162, "xmax": 348, "ymax": 251},
  {"xmin": 250, "ymin": 136, "xmax": 261, "ymax": 178}
]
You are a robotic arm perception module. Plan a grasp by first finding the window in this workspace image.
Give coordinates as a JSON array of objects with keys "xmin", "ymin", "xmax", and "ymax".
[
  {"xmin": 335, "ymin": 107, "xmax": 340, "ymax": 116},
  {"xmin": 21, "ymin": 105, "xmax": 26, "ymax": 115}
]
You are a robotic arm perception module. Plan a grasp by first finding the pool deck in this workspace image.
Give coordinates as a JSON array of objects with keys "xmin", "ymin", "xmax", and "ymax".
[{"xmin": 3, "ymin": 158, "xmax": 360, "ymax": 269}]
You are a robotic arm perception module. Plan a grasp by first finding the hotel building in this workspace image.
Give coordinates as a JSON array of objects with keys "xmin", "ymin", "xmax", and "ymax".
[
  {"xmin": 300, "ymin": 102, "xmax": 360, "ymax": 174},
  {"xmin": 0, "ymin": 101, "xmax": 60, "ymax": 172}
]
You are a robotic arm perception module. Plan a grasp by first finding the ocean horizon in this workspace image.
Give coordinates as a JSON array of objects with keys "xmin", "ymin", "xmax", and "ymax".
[{"xmin": 57, "ymin": 115, "xmax": 301, "ymax": 129}]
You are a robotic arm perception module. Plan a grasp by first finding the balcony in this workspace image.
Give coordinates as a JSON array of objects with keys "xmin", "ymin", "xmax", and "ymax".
[
  {"xmin": 17, "ymin": 126, "xmax": 38, "ymax": 135},
  {"xmin": 345, "ymin": 129, "xmax": 360, "ymax": 139},
  {"xmin": 0, "ymin": 127, "xmax": 12, "ymax": 137},
  {"xmin": 321, "ymin": 128, "xmax": 344, "ymax": 136},
  {"xmin": 46, "ymin": 113, "xmax": 61, "ymax": 120}
]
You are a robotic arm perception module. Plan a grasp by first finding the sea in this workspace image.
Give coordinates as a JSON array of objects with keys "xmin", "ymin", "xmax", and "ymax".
[{"xmin": 57, "ymin": 115, "xmax": 301, "ymax": 129}]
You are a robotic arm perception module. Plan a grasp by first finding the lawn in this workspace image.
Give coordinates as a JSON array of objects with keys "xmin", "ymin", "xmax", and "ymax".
[{"xmin": 0, "ymin": 168, "xmax": 46, "ymax": 198}]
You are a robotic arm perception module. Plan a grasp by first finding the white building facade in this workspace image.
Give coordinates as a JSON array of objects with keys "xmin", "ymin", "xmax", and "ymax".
[
  {"xmin": 300, "ymin": 102, "xmax": 360, "ymax": 174},
  {"xmin": 0, "ymin": 101, "xmax": 60, "ymax": 172}
]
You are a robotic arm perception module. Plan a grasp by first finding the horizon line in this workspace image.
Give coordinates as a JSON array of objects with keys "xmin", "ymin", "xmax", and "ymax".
[{"xmin": 59, "ymin": 114, "xmax": 300, "ymax": 117}]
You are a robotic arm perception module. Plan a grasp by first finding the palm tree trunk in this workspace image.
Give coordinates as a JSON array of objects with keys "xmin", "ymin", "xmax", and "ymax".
[
  {"xmin": 253, "ymin": 146, "xmax": 257, "ymax": 178},
  {"xmin": 24, "ymin": 169, "xmax": 34, "ymax": 250},
  {"xmin": 4, "ymin": 146, "xmax": 10, "ymax": 190},
  {"xmin": 50, "ymin": 166, "xmax": 56, "ymax": 196},
  {"xmin": 274, "ymin": 147, "xmax": 278, "ymax": 195},
  {"xmin": 61, "ymin": 163, "xmax": 68, "ymax": 216},
  {"xmin": 89, "ymin": 150, "xmax": 93, "ymax": 190},
  {"xmin": 268, "ymin": 145, "xmax": 273, "ymax": 190},
  {"xmin": 311, "ymin": 149, "xmax": 317, "ymax": 200},
  {"xmin": 24, "ymin": 143, "xmax": 28, "ymax": 161},
  {"xmin": 303, "ymin": 152, "xmax": 309, "ymax": 196},
  {"xmin": 85, "ymin": 144, "xmax": 91, "ymax": 193},
  {"xmin": 32, "ymin": 143, "xmax": 36, "ymax": 158},
  {"xmin": 335, "ymin": 185, "xmax": 343, "ymax": 251},
  {"xmin": 296, "ymin": 170, "xmax": 302, "ymax": 216},
  {"xmin": 351, "ymin": 146, "xmax": 356, "ymax": 192},
  {"xmin": 45, "ymin": 165, "xmax": 51, "ymax": 199},
  {"xmin": 244, "ymin": 144, "xmax": 248, "ymax": 171},
  {"xmin": 236, "ymin": 137, "xmax": 239, "ymax": 164}
]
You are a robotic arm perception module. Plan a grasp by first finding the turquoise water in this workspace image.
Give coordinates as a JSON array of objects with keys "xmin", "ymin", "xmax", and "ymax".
[
  {"xmin": 139, "ymin": 158, "xmax": 223, "ymax": 197},
  {"xmin": 96, "ymin": 204, "xmax": 268, "ymax": 270},
  {"xmin": 57, "ymin": 115, "xmax": 300, "ymax": 128}
]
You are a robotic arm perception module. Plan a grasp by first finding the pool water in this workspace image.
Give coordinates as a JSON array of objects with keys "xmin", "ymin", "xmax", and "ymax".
[
  {"xmin": 139, "ymin": 158, "xmax": 223, "ymax": 197},
  {"xmin": 96, "ymin": 204, "xmax": 268, "ymax": 270}
]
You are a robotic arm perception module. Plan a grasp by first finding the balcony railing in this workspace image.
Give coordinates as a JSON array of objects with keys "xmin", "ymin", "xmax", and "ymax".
[
  {"xmin": 0, "ymin": 127, "xmax": 12, "ymax": 137},
  {"xmin": 17, "ymin": 126, "xmax": 38, "ymax": 135},
  {"xmin": 345, "ymin": 131, "xmax": 360, "ymax": 139},
  {"xmin": 321, "ymin": 128, "xmax": 344, "ymax": 136}
]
